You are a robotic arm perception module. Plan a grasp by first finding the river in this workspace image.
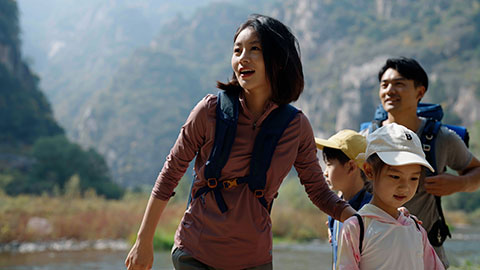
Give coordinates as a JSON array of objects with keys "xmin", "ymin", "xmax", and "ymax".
[{"xmin": 0, "ymin": 226, "xmax": 479, "ymax": 270}]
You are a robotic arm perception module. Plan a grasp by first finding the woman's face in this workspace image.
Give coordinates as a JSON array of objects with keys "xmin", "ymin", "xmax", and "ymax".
[{"xmin": 231, "ymin": 27, "xmax": 270, "ymax": 94}]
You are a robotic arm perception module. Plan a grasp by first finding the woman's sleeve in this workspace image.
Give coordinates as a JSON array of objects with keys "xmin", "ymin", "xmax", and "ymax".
[
  {"xmin": 294, "ymin": 113, "xmax": 349, "ymax": 220},
  {"xmin": 421, "ymin": 226, "xmax": 446, "ymax": 270},
  {"xmin": 151, "ymin": 95, "xmax": 211, "ymax": 200},
  {"xmin": 336, "ymin": 217, "xmax": 361, "ymax": 270}
]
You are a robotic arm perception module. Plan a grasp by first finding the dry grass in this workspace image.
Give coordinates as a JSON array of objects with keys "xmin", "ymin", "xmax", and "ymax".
[
  {"xmin": 0, "ymin": 185, "xmax": 330, "ymax": 246},
  {"xmin": 6, "ymin": 180, "xmax": 475, "ymax": 248},
  {"xmin": 0, "ymin": 191, "xmax": 184, "ymax": 244}
]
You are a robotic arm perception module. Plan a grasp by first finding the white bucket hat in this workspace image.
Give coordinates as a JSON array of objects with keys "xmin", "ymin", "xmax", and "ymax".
[{"xmin": 358, "ymin": 123, "xmax": 434, "ymax": 172}]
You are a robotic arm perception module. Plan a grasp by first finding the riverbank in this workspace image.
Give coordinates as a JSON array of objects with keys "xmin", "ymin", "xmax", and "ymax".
[
  {"xmin": 1, "ymin": 188, "xmax": 479, "ymax": 254},
  {"xmin": 1, "ymin": 188, "xmax": 479, "ymax": 269},
  {"xmin": 0, "ymin": 184, "xmax": 329, "ymax": 250},
  {"xmin": 0, "ymin": 191, "xmax": 184, "ymax": 248},
  {"xmin": 1, "ymin": 237, "xmax": 479, "ymax": 270},
  {"xmin": 0, "ymin": 239, "xmax": 128, "ymax": 253}
]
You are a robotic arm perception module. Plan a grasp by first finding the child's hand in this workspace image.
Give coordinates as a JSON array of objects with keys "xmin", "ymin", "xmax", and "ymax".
[{"xmin": 325, "ymin": 221, "xmax": 332, "ymax": 243}]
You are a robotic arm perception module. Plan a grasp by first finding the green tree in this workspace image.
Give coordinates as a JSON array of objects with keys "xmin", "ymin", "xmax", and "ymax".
[{"xmin": 5, "ymin": 135, "xmax": 124, "ymax": 199}]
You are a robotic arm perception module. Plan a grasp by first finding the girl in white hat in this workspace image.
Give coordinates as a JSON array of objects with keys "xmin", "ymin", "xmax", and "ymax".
[{"xmin": 336, "ymin": 123, "xmax": 444, "ymax": 270}]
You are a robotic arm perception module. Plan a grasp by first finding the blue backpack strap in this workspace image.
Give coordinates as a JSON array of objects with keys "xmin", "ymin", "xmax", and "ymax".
[
  {"xmin": 245, "ymin": 104, "xmax": 299, "ymax": 210},
  {"xmin": 420, "ymin": 118, "xmax": 452, "ymax": 243},
  {"xmin": 420, "ymin": 118, "xmax": 441, "ymax": 173},
  {"xmin": 194, "ymin": 90, "xmax": 239, "ymax": 213},
  {"xmin": 194, "ymin": 92, "xmax": 298, "ymax": 213}
]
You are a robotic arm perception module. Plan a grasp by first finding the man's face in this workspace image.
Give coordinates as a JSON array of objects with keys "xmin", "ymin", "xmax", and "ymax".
[{"xmin": 379, "ymin": 68, "xmax": 425, "ymax": 115}]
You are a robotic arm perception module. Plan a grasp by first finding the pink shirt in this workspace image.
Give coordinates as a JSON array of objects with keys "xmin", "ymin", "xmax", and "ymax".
[
  {"xmin": 337, "ymin": 204, "xmax": 444, "ymax": 270},
  {"xmin": 152, "ymin": 93, "xmax": 348, "ymax": 269}
]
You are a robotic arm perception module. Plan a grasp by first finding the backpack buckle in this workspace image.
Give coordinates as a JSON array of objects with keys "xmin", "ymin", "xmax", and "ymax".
[
  {"xmin": 254, "ymin": 189, "xmax": 265, "ymax": 198},
  {"xmin": 423, "ymin": 144, "xmax": 431, "ymax": 152},
  {"xmin": 207, "ymin": 178, "xmax": 218, "ymax": 188},
  {"xmin": 222, "ymin": 179, "xmax": 238, "ymax": 190}
]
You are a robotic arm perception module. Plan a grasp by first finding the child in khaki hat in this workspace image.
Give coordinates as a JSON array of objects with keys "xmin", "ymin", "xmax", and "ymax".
[
  {"xmin": 315, "ymin": 129, "xmax": 372, "ymax": 270},
  {"xmin": 336, "ymin": 123, "xmax": 444, "ymax": 270}
]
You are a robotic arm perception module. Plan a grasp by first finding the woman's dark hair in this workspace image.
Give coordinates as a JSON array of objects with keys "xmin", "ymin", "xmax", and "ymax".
[
  {"xmin": 366, "ymin": 153, "xmax": 426, "ymax": 182},
  {"xmin": 378, "ymin": 57, "xmax": 428, "ymax": 92},
  {"xmin": 217, "ymin": 14, "xmax": 304, "ymax": 105}
]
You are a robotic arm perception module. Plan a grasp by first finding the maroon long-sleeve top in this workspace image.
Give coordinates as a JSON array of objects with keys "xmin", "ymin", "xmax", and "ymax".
[{"xmin": 152, "ymin": 93, "xmax": 348, "ymax": 269}]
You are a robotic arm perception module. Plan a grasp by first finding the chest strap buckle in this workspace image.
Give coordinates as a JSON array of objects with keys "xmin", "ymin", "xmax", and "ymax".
[
  {"xmin": 222, "ymin": 179, "xmax": 238, "ymax": 190},
  {"xmin": 254, "ymin": 189, "xmax": 265, "ymax": 198},
  {"xmin": 207, "ymin": 178, "xmax": 218, "ymax": 188}
]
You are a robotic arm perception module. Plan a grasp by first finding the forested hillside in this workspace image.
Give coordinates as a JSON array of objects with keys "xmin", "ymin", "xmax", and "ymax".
[
  {"xmin": 75, "ymin": 3, "xmax": 253, "ymax": 186},
  {"xmin": 0, "ymin": 0, "xmax": 63, "ymax": 150},
  {"xmin": 0, "ymin": 0, "xmax": 123, "ymax": 199},
  {"xmin": 72, "ymin": 0, "xmax": 480, "ymax": 188},
  {"xmin": 17, "ymin": 0, "xmax": 231, "ymax": 136},
  {"xmin": 17, "ymin": 0, "xmax": 480, "ymax": 201}
]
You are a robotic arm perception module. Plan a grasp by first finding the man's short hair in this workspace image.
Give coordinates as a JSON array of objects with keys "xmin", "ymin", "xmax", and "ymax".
[{"xmin": 378, "ymin": 57, "xmax": 428, "ymax": 92}]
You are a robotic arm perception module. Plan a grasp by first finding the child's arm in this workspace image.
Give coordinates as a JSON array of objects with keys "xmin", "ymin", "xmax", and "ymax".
[
  {"xmin": 420, "ymin": 225, "xmax": 445, "ymax": 270},
  {"xmin": 336, "ymin": 216, "xmax": 361, "ymax": 270}
]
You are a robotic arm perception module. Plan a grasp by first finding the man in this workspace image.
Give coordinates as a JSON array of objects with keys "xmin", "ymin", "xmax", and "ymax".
[{"xmin": 361, "ymin": 57, "xmax": 480, "ymax": 268}]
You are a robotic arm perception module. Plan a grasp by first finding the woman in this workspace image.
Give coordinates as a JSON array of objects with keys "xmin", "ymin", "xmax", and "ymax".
[{"xmin": 125, "ymin": 14, "xmax": 355, "ymax": 270}]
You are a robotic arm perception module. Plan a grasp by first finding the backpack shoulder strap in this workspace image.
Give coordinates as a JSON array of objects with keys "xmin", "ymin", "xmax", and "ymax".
[
  {"xmin": 420, "ymin": 118, "xmax": 453, "ymax": 242},
  {"xmin": 195, "ymin": 91, "xmax": 239, "ymax": 213},
  {"xmin": 247, "ymin": 104, "xmax": 299, "ymax": 210},
  {"xmin": 420, "ymin": 118, "xmax": 441, "ymax": 173},
  {"xmin": 353, "ymin": 213, "xmax": 365, "ymax": 255},
  {"xmin": 206, "ymin": 90, "xmax": 239, "ymax": 177},
  {"xmin": 410, "ymin": 216, "xmax": 421, "ymax": 231},
  {"xmin": 195, "ymin": 95, "xmax": 298, "ymax": 213}
]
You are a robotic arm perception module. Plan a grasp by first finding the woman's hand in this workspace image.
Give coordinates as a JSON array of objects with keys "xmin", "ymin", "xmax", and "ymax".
[
  {"xmin": 125, "ymin": 196, "xmax": 169, "ymax": 270},
  {"xmin": 125, "ymin": 239, "xmax": 154, "ymax": 270},
  {"xmin": 339, "ymin": 206, "xmax": 357, "ymax": 222}
]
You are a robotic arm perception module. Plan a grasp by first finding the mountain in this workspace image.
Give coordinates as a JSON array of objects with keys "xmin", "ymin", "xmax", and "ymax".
[
  {"xmin": 18, "ymin": 0, "xmax": 480, "ymax": 187},
  {"xmin": 75, "ymin": 3, "xmax": 254, "ymax": 186},
  {"xmin": 271, "ymin": 0, "xmax": 480, "ymax": 133},
  {"xmin": 16, "ymin": 0, "xmax": 235, "ymax": 137},
  {"xmin": 0, "ymin": 0, "xmax": 123, "ymax": 199},
  {"xmin": 0, "ymin": 0, "xmax": 63, "ymax": 152}
]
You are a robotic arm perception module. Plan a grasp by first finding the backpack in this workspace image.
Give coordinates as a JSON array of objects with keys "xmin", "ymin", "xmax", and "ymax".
[
  {"xmin": 329, "ymin": 188, "xmax": 372, "ymax": 269},
  {"xmin": 360, "ymin": 103, "xmax": 470, "ymax": 246},
  {"xmin": 189, "ymin": 90, "xmax": 299, "ymax": 213},
  {"xmin": 354, "ymin": 213, "xmax": 421, "ymax": 254}
]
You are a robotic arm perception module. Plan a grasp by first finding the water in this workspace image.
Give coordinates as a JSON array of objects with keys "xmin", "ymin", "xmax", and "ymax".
[
  {"xmin": 0, "ymin": 242, "xmax": 333, "ymax": 270},
  {"xmin": 0, "ymin": 230, "xmax": 478, "ymax": 270}
]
